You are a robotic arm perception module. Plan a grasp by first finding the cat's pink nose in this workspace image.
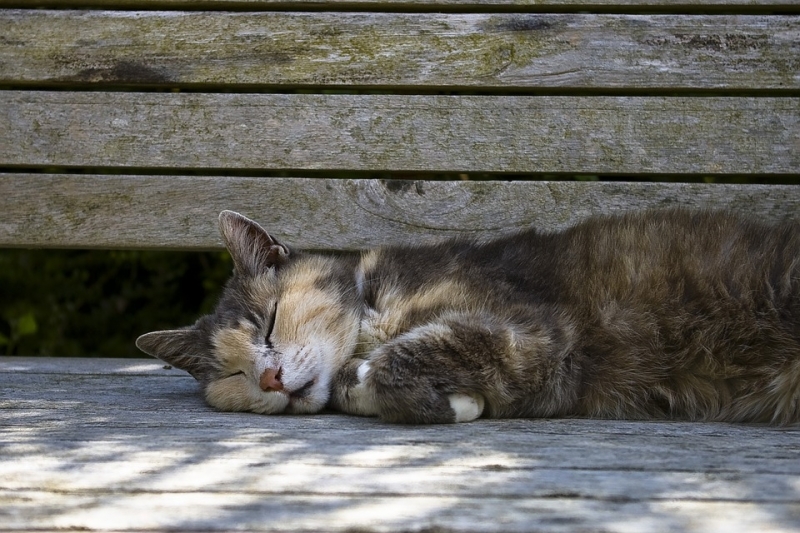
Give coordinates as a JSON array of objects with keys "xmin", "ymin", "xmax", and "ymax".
[{"xmin": 259, "ymin": 368, "xmax": 284, "ymax": 392}]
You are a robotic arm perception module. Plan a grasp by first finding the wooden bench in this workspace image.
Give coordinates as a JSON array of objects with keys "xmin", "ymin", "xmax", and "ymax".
[{"xmin": 1, "ymin": 1, "xmax": 799, "ymax": 531}]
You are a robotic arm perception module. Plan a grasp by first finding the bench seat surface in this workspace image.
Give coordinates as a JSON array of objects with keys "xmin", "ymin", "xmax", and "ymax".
[{"xmin": 1, "ymin": 356, "xmax": 799, "ymax": 532}]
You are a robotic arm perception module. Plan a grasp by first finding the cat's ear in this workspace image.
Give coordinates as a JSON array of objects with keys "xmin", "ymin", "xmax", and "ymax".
[
  {"xmin": 136, "ymin": 329, "xmax": 211, "ymax": 382},
  {"xmin": 218, "ymin": 210, "xmax": 290, "ymax": 276}
]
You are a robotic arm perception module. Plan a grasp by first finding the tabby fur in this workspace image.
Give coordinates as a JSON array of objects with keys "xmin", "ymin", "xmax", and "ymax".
[{"xmin": 137, "ymin": 209, "xmax": 800, "ymax": 424}]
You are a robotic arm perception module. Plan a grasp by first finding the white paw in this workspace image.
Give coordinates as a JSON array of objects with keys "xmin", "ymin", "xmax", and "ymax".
[
  {"xmin": 346, "ymin": 361, "xmax": 379, "ymax": 417},
  {"xmin": 448, "ymin": 393, "xmax": 485, "ymax": 423},
  {"xmin": 357, "ymin": 361, "xmax": 371, "ymax": 384}
]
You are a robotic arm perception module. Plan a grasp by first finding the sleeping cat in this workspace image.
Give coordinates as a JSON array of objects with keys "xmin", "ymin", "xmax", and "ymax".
[{"xmin": 136, "ymin": 209, "xmax": 800, "ymax": 424}]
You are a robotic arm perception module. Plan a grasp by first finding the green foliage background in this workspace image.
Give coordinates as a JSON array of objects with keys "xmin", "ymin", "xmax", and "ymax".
[{"xmin": 0, "ymin": 249, "xmax": 231, "ymax": 357}]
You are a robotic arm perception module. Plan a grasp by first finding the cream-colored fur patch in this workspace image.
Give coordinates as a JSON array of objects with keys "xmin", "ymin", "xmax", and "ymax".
[
  {"xmin": 357, "ymin": 280, "xmax": 469, "ymax": 353},
  {"xmin": 277, "ymin": 258, "xmax": 360, "ymax": 367},
  {"xmin": 205, "ymin": 374, "xmax": 289, "ymax": 414},
  {"xmin": 246, "ymin": 271, "xmax": 279, "ymax": 310},
  {"xmin": 211, "ymin": 324, "xmax": 257, "ymax": 368}
]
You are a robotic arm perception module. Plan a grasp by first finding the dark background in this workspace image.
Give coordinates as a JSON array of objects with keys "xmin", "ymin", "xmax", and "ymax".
[{"xmin": 0, "ymin": 249, "xmax": 231, "ymax": 357}]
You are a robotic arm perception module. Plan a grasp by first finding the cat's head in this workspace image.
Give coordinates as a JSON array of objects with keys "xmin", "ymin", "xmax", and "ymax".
[{"xmin": 136, "ymin": 211, "xmax": 362, "ymax": 415}]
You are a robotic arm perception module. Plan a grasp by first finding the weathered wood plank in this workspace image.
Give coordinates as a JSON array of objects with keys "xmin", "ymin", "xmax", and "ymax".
[
  {"xmin": 4, "ymin": 425, "xmax": 800, "ymax": 477},
  {"xmin": 3, "ymin": 490, "xmax": 799, "ymax": 533},
  {"xmin": 1, "ymin": 357, "xmax": 799, "ymax": 533},
  {"xmin": 2, "ymin": 93, "xmax": 799, "ymax": 174},
  {"xmin": 4, "ymin": 411, "xmax": 800, "ymax": 476},
  {"xmin": 2, "ymin": 491, "xmax": 799, "ymax": 533},
  {"xmin": 0, "ymin": 356, "xmax": 174, "ymax": 375},
  {"xmin": 4, "ymin": 468, "xmax": 800, "ymax": 503},
  {"xmin": 3, "ymin": 12, "xmax": 798, "ymax": 89},
  {"xmin": 0, "ymin": 0, "xmax": 794, "ymax": 7},
  {"xmin": 0, "ymin": 177, "xmax": 798, "ymax": 250}
]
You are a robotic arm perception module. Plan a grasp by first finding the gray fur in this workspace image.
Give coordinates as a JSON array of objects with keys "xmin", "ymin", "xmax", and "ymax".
[{"xmin": 138, "ymin": 209, "xmax": 800, "ymax": 424}]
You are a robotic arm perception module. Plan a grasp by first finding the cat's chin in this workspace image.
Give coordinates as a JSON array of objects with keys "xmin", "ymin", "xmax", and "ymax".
[
  {"xmin": 227, "ymin": 381, "xmax": 329, "ymax": 415},
  {"xmin": 285, "ymin": 397, "xmax": 325, "ymax": 414},
  {"xmin": 203, "ymin": 368, "xmax": 331, "ymax": 415},
  {"xmin": 204, "ymin": 378, "xmax": 290, "ymax": 415},
  {"xmin": 284, "ymin": 381, "xmax": 330, "ymax": 414}
]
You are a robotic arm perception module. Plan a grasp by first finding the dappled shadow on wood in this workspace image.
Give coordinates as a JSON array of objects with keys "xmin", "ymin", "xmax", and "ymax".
[{"xmin": 1, "ymin": 358, "xmax": 799, "ymax": 532}]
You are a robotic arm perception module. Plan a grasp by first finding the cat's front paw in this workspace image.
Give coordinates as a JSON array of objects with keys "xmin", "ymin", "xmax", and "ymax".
[
  {"xmin": 448, "ymin": 393, "xmax": 485, "ymax": 423},
  {"xmin": 330, "ymin": 359, "xmax": 380, "ymax": 417}
]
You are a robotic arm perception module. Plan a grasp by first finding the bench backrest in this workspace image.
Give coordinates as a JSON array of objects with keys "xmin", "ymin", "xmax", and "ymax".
[{"xmin": 1, "ymin": 1, "xmax": 798, "ymax": 252}]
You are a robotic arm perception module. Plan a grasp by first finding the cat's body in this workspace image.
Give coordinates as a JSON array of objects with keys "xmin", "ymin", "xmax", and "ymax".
[{"xmin": 137, "ymin": 209, "xmax": 800, "ymax": 424}]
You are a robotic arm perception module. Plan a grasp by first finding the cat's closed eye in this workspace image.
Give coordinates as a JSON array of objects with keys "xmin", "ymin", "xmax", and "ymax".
[{"xmin": 264, "ymin": 303, "xmax": 277, "ymax": 346}]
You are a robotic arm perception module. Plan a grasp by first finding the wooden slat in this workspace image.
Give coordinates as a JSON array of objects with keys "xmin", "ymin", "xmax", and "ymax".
[
  {"xmin": 2, "ymin": 12, "xmax": 798, "ymax": 89},
  {"xmin": 2, "ymin": 93, "xmax": 798, "ymax": 174},
  {"xmin": 5, "ymin": 465, "xmax": 800, "ymax": 502},
  {"xmin": 1, "ymin": 357, "xmax": 799, "ymax": 533},
  {"xmin": 0, "ymin": 356, "xmax": 173, "ymax": 375},
  {"xmin": 0, "ymin": 176, "xmax": 798, "ymax": 250},
  {"xmin": 3, "ymin": 491, "xmax": 798, "ymax": 533},
  {"xmin": 0, "ymin": 0, "xmax": 795, "ymax": 7}
]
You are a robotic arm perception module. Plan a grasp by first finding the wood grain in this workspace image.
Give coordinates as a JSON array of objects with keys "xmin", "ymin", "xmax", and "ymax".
[
  {"xmin": 1, "ymin": 176, "xmax": 798, "ymax": 250},
  {"xmin": 0, "ymin": 0, "xmax": 793, "ymax": 7},
  {"xmin": 2, "ymin": 491, "xmax": 797, "ymax": 533},
  {"xmin": 3, "ymin": 12, "xmax": 798, "ymax": 89},
  {"xmin": 1, "ymin": 357, "xmax": 799, "ymax": 533},
  {"xmin": 2, "ymin": 93, "xmax": 798, "ymax": 174}
]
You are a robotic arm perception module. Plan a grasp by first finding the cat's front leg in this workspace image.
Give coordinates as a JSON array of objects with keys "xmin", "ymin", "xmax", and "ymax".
[
  {"xmin": 330, "ymin": 359, "xmax": 484, "ymax": 422},
  {"xmin": 329, "ymin": 356, "xmax": 484, "ymax": 422},
  {"xmin": 331, "ymin": 310, "xmax": 578, "ymax": 424},
  {"xmin": 329, "ymin": 358, "xmax": 381, "ymax": 417},
  {"xmin": 361, "ymin": 311, "xmax": 575, "ymax": 424},
  {"xmin": 364, "ymin": 319, "xmax": 500, "ymax": 423}
]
